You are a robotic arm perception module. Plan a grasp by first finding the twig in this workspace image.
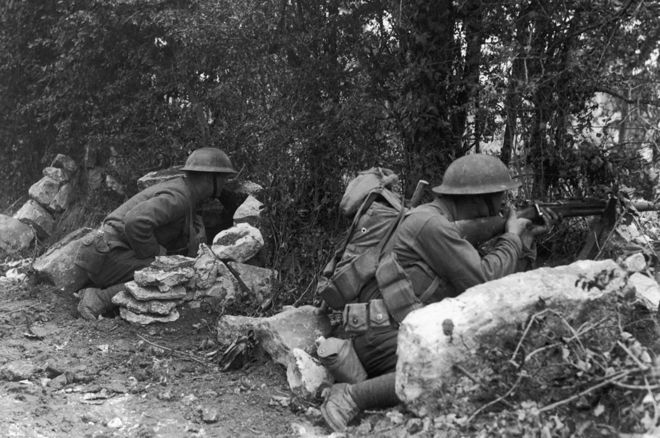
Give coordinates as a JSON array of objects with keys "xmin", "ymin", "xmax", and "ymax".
[
  {"xmin": 452, "ymin": 364, "xmax": 479, "ymax": 384},
  {"xmin": 611, "ymin": 381, "xmax": 660, "ymax": 391},
  {"xmin": 136, "ymin": 334, "xmax": 208, "ymax": 365},
  {"xmin": 467, "ymin": 372, "xmax": 524, "ymax": 423},
  {"xmin": 538, "ymin": 370, "xmax": 631, "ymax": 413},
  {"xmin": 616, "ymin": 340, "xmax": 650, "ymax": 371},
  {"xmin": 510, "ymin": 309, "xmax": 550, "ymax": 366}
]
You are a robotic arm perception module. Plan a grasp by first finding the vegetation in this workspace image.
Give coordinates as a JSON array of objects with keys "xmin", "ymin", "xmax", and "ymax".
[{"xmin": 1, "ymin": 0, "xmax": 659, "ymax": 296}]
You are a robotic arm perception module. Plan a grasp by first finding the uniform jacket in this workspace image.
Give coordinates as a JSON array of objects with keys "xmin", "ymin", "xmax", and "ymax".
[
  {"xmin": 361, "ymin": 197, "xmax": 528, "ymax": 304},
  {"xmin": 103, "ymin": 177, "xmax": 200, "ymax": 259}
]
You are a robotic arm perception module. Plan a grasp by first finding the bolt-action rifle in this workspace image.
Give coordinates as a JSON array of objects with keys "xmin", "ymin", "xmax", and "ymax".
[{"xmin": 454, "ymin": 197, "xmax": 660, "ymax": 249}]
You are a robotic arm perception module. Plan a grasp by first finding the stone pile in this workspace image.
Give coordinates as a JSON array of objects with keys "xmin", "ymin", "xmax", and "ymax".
[
  {"xmin": 112, "ymin": 201, "xmax": 276, "ymax": 325},
  {"xmin": 0, "ymin": 154, "xmax": 78, "ymax": 254}
]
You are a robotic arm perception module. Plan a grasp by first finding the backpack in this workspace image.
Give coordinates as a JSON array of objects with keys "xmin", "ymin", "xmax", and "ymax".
[{"xmin": 317, "ymin": 168, "xmax": 405, "ymax": 310}]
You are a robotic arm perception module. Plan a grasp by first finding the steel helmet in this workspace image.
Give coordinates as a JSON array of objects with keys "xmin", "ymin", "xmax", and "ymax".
[
  {"xmin": 181, "ymin": 147, "xmax": 237, "ymax": 176},
  {"xmin": 432, "ymin": 154, "xmax": 520, "ymax": 195}
]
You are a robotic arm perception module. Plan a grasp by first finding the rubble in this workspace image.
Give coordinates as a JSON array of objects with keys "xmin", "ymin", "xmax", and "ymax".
[
  {"xmin": 133, "ymin": 260, "xmax": 195, "ymax": 292},
  {"xmin": 227, "ymin": 262, "xmax": 277, "ymax": 302},
  {"xmin": 14, "ymin": 199, "xmax": 56, "ymax": 239},
  {"xmin": 28, "ymin": 176, "xmax": 61, "ymax": 208},
  {"xmin": 124, "ymin": 281, "xmax": 187, "ymax": 301},
  {"xmin": 232, "ymin": 195, "xmax": 264, "ymax": 228}
]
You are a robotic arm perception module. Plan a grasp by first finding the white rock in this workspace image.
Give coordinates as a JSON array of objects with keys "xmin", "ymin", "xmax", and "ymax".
[
  {"xmin": 212, "ymin": 223, "xmax": 264, "ymax": 263},
  {"xmin": 233, "ymin": 195, "xmax": 264, "ymax": 227},
  {"xmin": 33, "ymin": 228, "xmax": 91, "ymax": 292},
  {"xmin": 49, "ymin": 183, "xmax": 74, "ymax": 213},
  {"xmin": 286, "ymin": 348, "xmax": 334, "ymax": 400},
  {"xmin": 217, "ymin": 305, "xmax": 332, "ymax": 368},
  {"xmin": 193, "ymin": 244, "xmax": 219, "ymax": 290},
  {"xmin": 622, "ymin": 253, "xmax": 647, "ymax": 273},
  {"xmin": 629, "ymin": 272, "xmax": 660, "ymax": 311},
  {"xmin": 51, "ymin": 154, "xmax": 78, "ymax": 173},
  {"xmin": 396, "ymin": 259, "xmax": 627, "ymax": 413},
  {"xmin": 119, "ymin": 307, "xmax": 180, "ymax": 325},
  {"xmin": 42, "ymin": 166, "xmax": 69, "ymax": 184}
]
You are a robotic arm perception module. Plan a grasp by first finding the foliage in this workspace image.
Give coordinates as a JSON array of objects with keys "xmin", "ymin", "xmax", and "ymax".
[{"xmin": 1, "ymin": 0, "xmax": 660, "ymax": 297}]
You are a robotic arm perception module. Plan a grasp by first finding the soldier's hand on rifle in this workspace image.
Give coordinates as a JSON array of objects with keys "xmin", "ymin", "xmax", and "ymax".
[{"xmin": 504, "ymin": 205, "xmax": 533, "ymax": 237}]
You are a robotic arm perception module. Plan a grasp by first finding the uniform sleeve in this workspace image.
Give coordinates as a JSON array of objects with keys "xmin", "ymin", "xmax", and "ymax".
[
  {"xmin": 414, "ymin": 216, "xmax": 523, "ymax": 296},
  {"xmin": 123, "ymin": 192, "xmax": 189, "ymax": 259}
]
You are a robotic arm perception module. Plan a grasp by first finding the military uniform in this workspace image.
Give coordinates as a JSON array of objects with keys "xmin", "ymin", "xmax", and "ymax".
[
  {"xmin": 353, "ymin": 197, "xmax": 530, "ymax": 376},
  {"xmin": 76, "ymin": 177, "xmax": 203, "ymax": 288}
]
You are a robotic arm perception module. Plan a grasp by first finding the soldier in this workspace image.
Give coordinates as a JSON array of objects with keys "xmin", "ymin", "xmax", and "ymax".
[
  {"xmin": 321, "ymin": 154, "xmax": 558, "ymax": 431},
  {"xmin": 75, "ymin": 147, "xmax": 237, "ymax": 320}
]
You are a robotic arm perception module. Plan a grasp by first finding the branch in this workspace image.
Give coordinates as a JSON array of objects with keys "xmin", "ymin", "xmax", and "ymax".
[{"xmin": 594, "ymin": 86, "xmax": 660, "ymax": 107}]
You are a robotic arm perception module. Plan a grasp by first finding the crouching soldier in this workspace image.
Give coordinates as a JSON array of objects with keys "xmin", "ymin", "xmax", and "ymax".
[
  {"xmin": 75, "ymin": 147, "xmax": 238, "ymax": 320},
  {"xmin": 320, "ymin": 153, "xmax": 558, "ymax": 431}
]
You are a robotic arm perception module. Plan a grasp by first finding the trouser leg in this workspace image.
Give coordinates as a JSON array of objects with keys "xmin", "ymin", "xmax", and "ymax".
[{"xmin": 348, "ymin": 372, "xmax": 399, "ymax": 410}]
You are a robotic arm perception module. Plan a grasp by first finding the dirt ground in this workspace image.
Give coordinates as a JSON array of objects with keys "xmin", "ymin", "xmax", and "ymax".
[{"xmin": 0, "ymin": 277, "xmax": 331, "ymax": 438}]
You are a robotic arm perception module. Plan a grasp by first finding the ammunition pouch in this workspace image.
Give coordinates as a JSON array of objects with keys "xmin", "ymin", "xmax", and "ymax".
[
  {"xmin": 317, "ymin": 337, "xmax": 367, "ymax": 384},
  {"xmin": 376, "ymin": 252, "xmax": 423, "ymax": 324},
  {"xmin": 319, "ymin": 247, "xmax": 379, "ymax": 309},
  {"xmin": 342, "ymin": 299, "xmax": 393, "ymax": 335}
]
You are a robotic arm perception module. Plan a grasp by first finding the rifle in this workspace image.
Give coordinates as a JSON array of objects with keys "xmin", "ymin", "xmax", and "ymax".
[{"xmin": 455, "ymin": 198, "xmax": 660, "ymax": 249}]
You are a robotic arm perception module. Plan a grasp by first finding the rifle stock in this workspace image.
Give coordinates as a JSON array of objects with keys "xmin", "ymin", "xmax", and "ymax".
[{"xmin": 454, "ymin": 198, "xmax": 660, "ymax": 246}]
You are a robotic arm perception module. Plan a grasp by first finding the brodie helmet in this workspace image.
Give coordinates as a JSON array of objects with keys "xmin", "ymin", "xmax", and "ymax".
[
  {"xmin": 181, "ymin": 148, "xmax": 237, "ymax": 176},
  {"xmin": 432, "ymin": 154, "xmax": 520, "ymax": 195}
]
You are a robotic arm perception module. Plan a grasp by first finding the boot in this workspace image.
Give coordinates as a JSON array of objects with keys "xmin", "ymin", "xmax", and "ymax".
[
  {"xmin": 320, "ymin": 383, "xmax": 359, "ymax": 432},
  {"xmin": 77, "ymin": 284, "xmax": 124, "ymax": 321}
]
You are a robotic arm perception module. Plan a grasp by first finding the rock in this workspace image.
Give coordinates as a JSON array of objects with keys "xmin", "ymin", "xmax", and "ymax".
[
  {"xmin": 137, "ymin": 168, "xmax": 184, "ymax": 191},
  {"xmin": 133, "ymin": 256, "xmax": 195, "ymax": 291},
  {"xmin": 227, "ymin": 262, "xmax": 276, "ymax": 302},
  {"xmin": 28, "ymin": 176, "xmax": 61, "ymax": 208},
  {"xmin": 233, "ymin": 195, "xmax": 264, "ymax": 228},
  {"xmin": 32, "ymin": 228, "xmax": 92, "ymax": 292},
  {"xmin": 0, "ymin": 360, "xmax": 38, "ymax": 381},
  {"xmin": 0, "ymin": 214, "xmax": 35, "ymax": 253},
  {"xmin": 13, "ymin": 199, "xmax": 56, "ymax": 239},
  {"xmin": 396, "ymin": 259, "xmax": 627, "ymax": 413},
  {"xmin": 212, "ymin": 223, "xmax": 264, "ymax": 263},
  {"xmin": 286, "ymin": 348, "xmax": 334, "ymax": 400},
  {"xmin": 119, "ymin": 307, "xmax": 180, "ymax": 325},
  {"xmin": 193, "ymin": 244, "xmax": 219, "ymax": 290},
  {"xmin": 200, "ymin": 407, "xmax": 219, "ymax": 423},
  {"xmin": 51, "ymin": 154, "xmax": 78, "ymax": 173},
  {"xmin": 111, "ymin": 290, "xmax": 179, "ymax": 315},
  {"xmin": 629, "ymin": 272, "xmax": 660, "ymax": 311},
  {"xmin": 195, "ymin": 271, "xmax": 239, "ymax": 302},
  {"xmin": 622, "ymin": 252, "xmax": 647, "ymax": 273},
  {"xmin": 42, "ymin": 166, "xmax": 70, "ymax": 184},
  {"xmin": 49, "ymin": 183, "xmax": 74, "ymax": 213},
  {"xmin": 216, "ymin": 305, "xmax": 332, "ymax": 367},
  {"xmin": 125, "ymin": 281, "xmax": 188, "ymax": 301}
]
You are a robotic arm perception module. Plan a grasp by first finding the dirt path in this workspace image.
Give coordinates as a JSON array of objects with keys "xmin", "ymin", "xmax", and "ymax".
[{"xmin": 0, "ymin": 278, "xmax": 329, "ymax": 438}]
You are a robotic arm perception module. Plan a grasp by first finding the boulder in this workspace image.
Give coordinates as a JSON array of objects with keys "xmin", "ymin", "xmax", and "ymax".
[
  {"xmin": 14, "ymin": 199, "xmax": 56, "ymax": 239},
  {"xmin": 32, "ymin": 228, "xmax": 92, "ymax": 292},
  {"xmin": 396, "ymin": 259, "xmax": 627, "ymax": 413},
  {"xmin": 195, "ymin": 261, "xmax": 240, "ymax": 301},
  {"xmin": 119, "ymin": 307, "xmax": 180, "ymax": 325},
  {"xmin": 42, "ymin": 166, "xmax": 70, "ymax": 184},
  {"xmin": 51, "ymin": 154, "xmax": 78, "ymax": 174},
  {"xmin": 216, "ymin": 305, "xmax": 332, "ymax": 367},
  {"xmin": 111, "ymin": 290, "xmax": 179, "ymax": 315},
  {"xmin": 212, "ymin": 223, "xmax": 264, "ymax": 263},
  {"xmin": 227, "ymin": 262, "xmax": 276, "ymax": 302},
  {"xmin": 28, "ymin": 176, "xmax": 61, "ymax": 208},
  {"xmin": 628, "ymin": 272, "xmax": 660, "ymax": 311},
  {"xmin": 286, "ymin": 348, "xmax": 334, "ymax": 401},
  {"xmin": 621, "ymin": 252, "xmax": 647, "ymax": 273},
  {"xmin": 49, "ymin": 183, "xmax": 75, "ymax": 213},
  {"xmin": 0, "ymin": 214, "xmax": 35, "ymax": 254},
  {"xmin": 233, "ymin": 195, "xmax": 265, "ymax": 228},
  {"xmin": 125, "ymin": 281, "xmax": 188, "ymax": 301}
]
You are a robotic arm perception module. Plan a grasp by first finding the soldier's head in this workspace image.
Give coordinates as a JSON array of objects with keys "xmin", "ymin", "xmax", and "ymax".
[
  {"xmin": 432, "ymin": 154, "xmax": 520, "ymax": 218},
  {"xmin": 181, "ymin": 147, "xmax": 237, "ymax": 200}
]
